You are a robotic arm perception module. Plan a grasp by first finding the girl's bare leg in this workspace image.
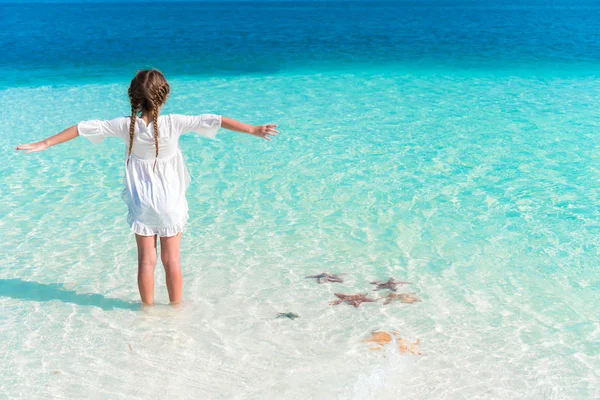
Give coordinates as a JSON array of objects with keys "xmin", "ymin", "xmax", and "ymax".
[
  {"xmin": 135, "ymin": 234, "xmax": 157, "ymax": 305},
  {"xmin": 160, "ymin": 233, "xmax": 183, "ymax": 305}
]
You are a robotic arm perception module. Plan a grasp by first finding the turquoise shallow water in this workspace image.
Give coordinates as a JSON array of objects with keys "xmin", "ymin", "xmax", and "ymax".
[{"xmin": 1, "ymin": 70, "xmax": 599, "ymax": 398}]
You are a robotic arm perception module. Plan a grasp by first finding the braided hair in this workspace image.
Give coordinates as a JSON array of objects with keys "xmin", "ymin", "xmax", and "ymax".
[{"xmin": 127, "ymin": 69, "xmax": 171, "ymax": 169}]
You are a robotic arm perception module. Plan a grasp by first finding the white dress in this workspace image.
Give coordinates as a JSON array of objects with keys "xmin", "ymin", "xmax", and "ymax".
[{"xmin": 77, "ymin": 114, "xmax": 221, "ymax": 237}]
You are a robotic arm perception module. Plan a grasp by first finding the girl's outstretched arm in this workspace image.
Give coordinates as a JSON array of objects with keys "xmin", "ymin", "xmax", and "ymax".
[
  {"xmin": 221, "ymin": 117, "xmax": 278, "ymax": 141},
  {"xmin": 16, "ymin": 125, "xmax": 79, "ymax": 153}
]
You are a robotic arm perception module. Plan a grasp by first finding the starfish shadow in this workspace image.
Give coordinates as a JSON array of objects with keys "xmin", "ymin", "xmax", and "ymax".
[{"xmin": 0, "ymin": 278, "xmax": 140, "ymax": 311}]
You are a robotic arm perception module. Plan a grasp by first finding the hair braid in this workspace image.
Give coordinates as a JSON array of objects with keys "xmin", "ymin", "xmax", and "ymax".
[
  {"xmin": 127, "ymin": 105, "xmax": 137, "ymax": 166},
  {"xmin": 152, "ymin": 105, "xmax": 159, "ymax": 171},
  {"xmin": 150, "ymin": 83, "xmax": 169, "ymax": 171}
]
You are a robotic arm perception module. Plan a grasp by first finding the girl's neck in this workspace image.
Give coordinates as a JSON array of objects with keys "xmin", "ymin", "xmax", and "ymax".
[{"xmin": 140, "ymin": 111, "xmax": 156, "ymax": 125}]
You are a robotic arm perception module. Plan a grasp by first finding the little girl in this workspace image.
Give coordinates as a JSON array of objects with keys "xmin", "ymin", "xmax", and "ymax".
[{"xmin": 16, "ymin": 69, "xmax": 278, "ymax": 306}]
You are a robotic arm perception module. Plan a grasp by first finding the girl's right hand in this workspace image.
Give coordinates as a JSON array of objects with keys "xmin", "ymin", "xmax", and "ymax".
[{"xmin": 16, "ymin": 140, "xmax": 49, "ymax": 153}]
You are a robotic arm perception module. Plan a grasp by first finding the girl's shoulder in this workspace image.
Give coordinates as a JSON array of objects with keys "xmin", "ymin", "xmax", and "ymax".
[{"xmin": 164, "ymin": 114, "xmax": 222, "ymax": 138}]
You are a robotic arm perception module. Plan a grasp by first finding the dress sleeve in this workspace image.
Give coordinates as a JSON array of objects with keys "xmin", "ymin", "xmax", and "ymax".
[
  {"xmin": 170, "ymin": 114, "xmax": 222, "ymax": 139},
  {"xmin": 77, "ymin": 117, "xmax": 129, "ymax": 144}
]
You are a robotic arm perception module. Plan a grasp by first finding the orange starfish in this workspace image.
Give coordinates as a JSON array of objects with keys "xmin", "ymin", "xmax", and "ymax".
[
  {"xmin": 363, "ymin": 330, "xmax": 421, "ymax": 355},
  {"xmin": 382, "ymin": 292, "xmax": 421, "ymax": 305}
]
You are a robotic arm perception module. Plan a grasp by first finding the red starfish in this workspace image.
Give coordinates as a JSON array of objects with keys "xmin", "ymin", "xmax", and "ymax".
[{"xmin": 330, "ymin": 293, "xmax": 377, "ymax": 308}]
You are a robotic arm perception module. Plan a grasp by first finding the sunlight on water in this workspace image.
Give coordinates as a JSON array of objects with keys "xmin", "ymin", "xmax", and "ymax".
[{"xmin": 2, "ymin": 70, "xmax": 599, "ymax": 398}]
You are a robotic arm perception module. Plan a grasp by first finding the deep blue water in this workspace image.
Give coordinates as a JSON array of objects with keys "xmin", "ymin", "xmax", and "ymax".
[{"xmin": 2, "ymin": 1, "xmax": 600, "ymax": 87}]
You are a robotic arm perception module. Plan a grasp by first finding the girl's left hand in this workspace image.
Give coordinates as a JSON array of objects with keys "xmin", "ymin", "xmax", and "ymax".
[
  {"xmin": 16, "ymin": 140, "xmax": 49, "ymax": 153},
  {"xmin": 250, "ymin": 124, "xmax": 278, "ymax": 141}
]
